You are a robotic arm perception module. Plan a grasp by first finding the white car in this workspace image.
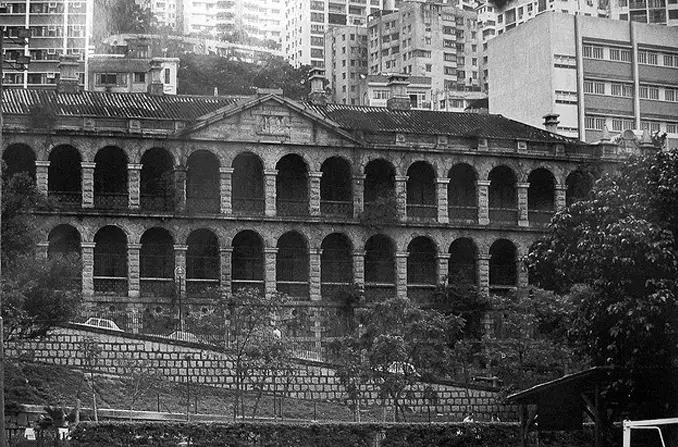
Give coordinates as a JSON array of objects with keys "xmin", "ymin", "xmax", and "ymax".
[{"xmin": 82, "ymin": 317, "xmax": 123, "ymax": 332}]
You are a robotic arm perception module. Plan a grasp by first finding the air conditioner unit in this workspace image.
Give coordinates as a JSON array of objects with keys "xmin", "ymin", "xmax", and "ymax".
[
  {"xmin": 48, "ymin": 2, "xmax": 57, "ymax": 8},
  {"xmin": 46, "ymin": 72, "xmax": 56, "ymax": 79},
  {"xmin": 71, "ymin": 48, "xmax": 80, "ymax": 54},
  {"xmin": 47, "ymin": 48, "xmax": 56, "ymax": 54},
  {"xmin": 48, "ymin": 25, "xmax": 57, "ymax": 31}
]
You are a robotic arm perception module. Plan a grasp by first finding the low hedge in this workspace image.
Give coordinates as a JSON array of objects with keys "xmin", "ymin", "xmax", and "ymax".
[{"xmin": 68, "ymin": 421, "xmax": 524, "ymax": 447}]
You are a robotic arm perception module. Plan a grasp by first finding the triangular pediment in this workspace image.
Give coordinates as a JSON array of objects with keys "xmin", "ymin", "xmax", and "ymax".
[{"xmin": 179, "ymin": 94, "xmax": 361, "ymax": 147}]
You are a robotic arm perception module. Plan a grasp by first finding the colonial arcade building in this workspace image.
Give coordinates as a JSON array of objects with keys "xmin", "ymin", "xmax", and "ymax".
[{"xmin": 1, "ymin": 81, "xmax": 615, "ymax": 346}]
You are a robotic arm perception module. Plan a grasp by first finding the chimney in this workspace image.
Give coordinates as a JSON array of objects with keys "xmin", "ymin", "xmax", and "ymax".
[
  {"xmin": 542, "ymin": 113, "xmax": 560, "ymax": 133},
  {"xmin": 147, "ymin": 58, "xmax": 164, "ymax": 96},
  {"xmin": 384, "ymin": 0, "xmax": 397, "ymax": 11},
  {"xmin": 308, "ymin": 67, "xmax": 328, "ymax": 106},
  {"xmin": 640, "ymin": 128, "xmax": 655, "ymax": 152},
  {"xmin": 56, "ymin": 55, "xmax": 81, "ymax": 94},
  {"xmin": 386, "ymin": 73, "xmax": 411, "ymax": 111}
]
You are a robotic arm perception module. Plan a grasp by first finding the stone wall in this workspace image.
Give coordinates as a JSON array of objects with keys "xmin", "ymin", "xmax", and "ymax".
[{"xmin": 9, "ymin": 326, "xmax": 517, "ymax": 421}]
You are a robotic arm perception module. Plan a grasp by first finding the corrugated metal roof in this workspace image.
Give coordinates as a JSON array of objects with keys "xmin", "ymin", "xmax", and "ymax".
[
  {"xmin": 2, "ymin": 89, "xmax": 239, "ymax": 120},
  {"xmin": 302, "ymin": 103, "xmax": 575, "ymax": 143}
]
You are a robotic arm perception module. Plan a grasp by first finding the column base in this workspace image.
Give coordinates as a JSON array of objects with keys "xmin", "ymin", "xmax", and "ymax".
[{"xmin": 518, "ymin": 220, "xmax": 529, "ymax": 227}]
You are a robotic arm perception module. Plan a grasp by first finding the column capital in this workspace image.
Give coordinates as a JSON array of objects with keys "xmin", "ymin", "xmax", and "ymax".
[
  {"xmin": 81, "ymin": 162, "xmax": 96, "ymax": 169},
  {"xmin": 127, "ymin": 163, "xmax": 143, "ymax": 170},
  {"xmin": 394, "ymin": 175, "xmax": 409, "ymax": 183},
  {"xmin": 174, "ymin": 166, "xmax": 187, "ymax": 173},
  {"xmin": 220, "ymin": 247, "xmax": 233, "ymax": 254},
  {"xmin": 555, "ymin": 184, "xmax": 568, "ymax": 191},
  {"xmin": 127, "ymin": 244, "xmax": 142, "ymax": 250},
  {"xmin": 437, "ymin": 253, "xmax": 451, "ymax": 260},
  {"xmin": 476, "ymin": 180, "xmax": 491, "ymax": 187},
  {"xmin": 220, "ymin": 167, "xmax": 234, "ymax": 175},
  {"xmin": 436, "ymin": 177, "xmax": 451, "ymax": 185},
  {"xmin": 395, "ymin": 251, "xmax": 409, "ymax": 258},
  {"xmin": 173, "ymin": 244, "xmax": 189, "ymax": 252},
  {"xmin": 264, "ymin": 247, "xmax": 279, "ymax": 254},
  {"xmin": 353, "ymin": 174, "xmax": 366, "ymax": 181},
  {"xmin": 264, "ymin": 169, "xmax": 278, "ymax": 176},
  {"xmin": 81, "ymin": 242, "xmax": 96, "ymax": 249},
  {"xmin": 308, "ymin": 171, "xmax": 323, "ymax": 179},
  {"xmin": 476, "ymin": 255, "xmax": 491, "ymax": 261},
  {"xmin": 352, "ymin": 250, "xmax": 366, "ymax": 257},
  {"xmin": 35, "ymin": 160, "xmax": 50, "ymax": 168},
  {"xmin": 517, "ymin": 182, "xmax": 530, "ymax": 189},
  {"xmin": 309, "ymin": 247, "xmax": 322, "ymax": 256}
]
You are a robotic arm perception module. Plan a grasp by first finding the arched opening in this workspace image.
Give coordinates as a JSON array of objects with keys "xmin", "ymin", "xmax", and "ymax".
[
  {"xmin": 364, "ymin": 159, "xmax": 395, "ymax": 205},
  {"xmin": 186, "ymin": 229, "xmax": 220, "ymax": 297},
  {"xmin": 186, "ymin": 150, "xmax": 220, "ymax": 214},
  {"xmin": 528, "ymin": 168, "xmax": 556, "ymax": 226},
  {"xmin": 406, "ymin": 162, "xmax": 436, "ymax": 220},
  {"xmin": 320, "ymin": 233, "xmax": 353, "ymax": 299},
  {"xmin": 277, "ymin": 231, "xmax": 309, "ymax": 299},
  {"xmin": 320, "ymin": 157, "xmax": 352, "ymax": 217},
  {"xmin": 566, "ymin": 170, "xmax": 593, "ymax": 206},
  {"xmin": 141, "ymin": 148, "xmax": 174, "ymax": 212},
  {"xmin": 48, "ymin": 224, "xmax": 82, "ymax": 290},
  {"xmin": 407, "ymin": 236, "xmax": 437, "ymax": 303},
  {"xmin": 448, "ymin": 163, "xmax": 477, "ymax": 221},
  {"xmin": 140, "ymin": 228, "xmax": 174, "ymax": 297},
  {"xmin": 489, "ymin": 239, "xmax": 517, "ymax": 288},
  {"xmin": 364, "ymin": 234, "xmax": 395, "ymax": 301},
  {"xmin": 231, "ymin": 230, "xmax": 264, "ymax": 293},
  {"xmin": 276, "ymin": 154, "xmax": 308, "ymax": 216},
  {"xmin": 94, "ymin": 146, "xmax": 128, "ymax": 209},
  {"xmin": 2, "ymin": 143, "xmax": 36, "ymax": 181},
  {"xmin": 489, "ymin": 166, "xmax": 517, "ymax": 224},
  {"xmin": 94, "ymin": 226, "xmax": 128, "ymax": 295},
  {"xmin": 48, "ymin": 145, "xmax": 81, "ymax": 207},
  {"xmin": 232, "ymin": 152, "xmax": 264, "ymax": 215},
  {"xmin": 448, "ymin": 238, "xmax": 477, "ymax": 286}
]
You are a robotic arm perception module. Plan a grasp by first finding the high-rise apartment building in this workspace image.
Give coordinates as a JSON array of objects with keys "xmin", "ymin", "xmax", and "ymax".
[
  {"xmin": 283, "ymin": 0, "xmax": 385, "ymax": 68},
  {"xmin": 488, "ymin": 12, "xmax": 678, "ymax": 147},
  {"xmin": 325, "ymin": 25, "xmax": 368, "ymax": 104},
  {"xmin": 0, "ymin": 0, "xmax": 89, "ymax": 88},
  {"xmin": 142, "ymin": 0, "xmax": 183, "ymax": 33},
  {"xmin": 608, "ymin": 0, "xmax": 678, "ymax": 25}
]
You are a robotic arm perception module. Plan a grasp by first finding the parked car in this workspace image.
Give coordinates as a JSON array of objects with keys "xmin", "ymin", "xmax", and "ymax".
[
  {"xmin": 81, "ymin": 317, "xmax": 123, "ymax": 332},
  {"xmin": 167, "ymin": 331, "xmax": 201, "ymax": 343}
]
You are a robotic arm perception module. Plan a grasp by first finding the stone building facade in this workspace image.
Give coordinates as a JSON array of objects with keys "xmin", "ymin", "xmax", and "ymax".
[{"xmin": 0, "ymin": 80, "xmax": 624, "ymax": 351}]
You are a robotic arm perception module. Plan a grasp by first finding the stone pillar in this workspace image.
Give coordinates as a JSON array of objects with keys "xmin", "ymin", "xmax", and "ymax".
[
  {"xmin": 352, "ymin": 174, "xmax": 365, "ymax": 219},
  {"xmin": 220, "ymin": 247, "xmax": 232, "ymax": 295},
  {"xmin": 308, "ymin": 171, "xmax": 322, "ymax": 217},
  {"xmin": 81, "ymin": 162, "xmax": 96, "ymax": 208},
  {"xmin": 437, "ymin": 253, "xmax": 450, "ymax": 285},
  {"xmin": 174, "ymin": 245, "xmax": 188, "ymax": 279},
  {"xmin": 35, "ymin": 161, "xmax": 50, "ymax": 196},
  {"xmin": 37, "ymin": 242, "xmax": 49, "ymax": 259},
  {"xmin": 477, "ymin": 255, "xmax": 490, "ymax": 296},
  {"xmin": 264, "ymin": 170, "xmax": 278, "ymax": 217},
  {"xmin": 517, "ymin": 183, "xmax": 530, "ymax": 227},
  {"xmin": 174, "ymin": 167, "xmax": 187, "ymax": 212},
  {"xmin": 220, "ymin": 167, "xmax": 233, "ymax": 215},
  {"xmin": 436, "ymin": 177, "xmax": 450, "ymax": 224},
  {"xmin": 127, "ymin": 163, "xmax": 142, "ymax": 210},
  {"xmin": 128, "ymin": 244, "xmax": 141, "ymax": 298},
  {"xmin": 395, "ymin": 175, "xmax": 408, "ymax": 222},
  {"xmin": 517, "ymin": 252, "xmax": 529, "ymax": 288},
  {"xmin": 309, "ymin": 248, "xmax": 322, "ymax": 300},
  {"xmin": 264, "ymin": 248, "xmax": 278, "ymax": 296},
  {"xmin": 352, "ymin": 250, "xmax": 365, "ymax": 286},
  {"xmin": 81, "ymin": 242, "xmax": 95, "ymax": 297},
  {"xmin": 477, "ymin": 180, "xmax": 490, "ymax": 225},
  {"xmin": 555, "ymin": 184, "xmax": 568, "ymax": 212},
  {"xmin": 395, "ymin": 251, "xmax": 408, "ymax": 298}
]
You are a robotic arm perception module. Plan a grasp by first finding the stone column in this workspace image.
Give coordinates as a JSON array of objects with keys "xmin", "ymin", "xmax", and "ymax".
[
  {"xmin": 220, "ymin": 247, "xmax": 232, "ymax": 295},
  {"xmin": 308, "ymin": 171, "xmax": 323, "ymax": 217},
  {"xmin": 127, "ymin": 163, "xmax": 142, "ymax": 210},
  {"xmin": 555, "ymin": 184, "xmax": 568, "ymax": 212},
  {"xmin": 264, "ymin": 170, "xmax": 278, "ymax": 217},
  {"xmin": 352, "ymin": 250, "xmax": 365, "ymax": 286},
  {"xmin": 174, "ymin": 245, "xmax": 188, "ymax": 278},
  {"xmin": 128, "ymin": 244, "xmax": 141, "ymax": 298},
  {"xmin": 436, "ymin": 177, "xmax": 450, "ymax": 224},
  {"xmin": 395, "ymin": 251, "xmax": 408, "ymax": 298},
  {"xmin": 220, "ymin": 167, "xmax": 234, "ymax": 215},
  {"xmin": 477, "ymin": 180, "xmax": 490, "ymax": 225},
  {"xmin": 352, "ymin": 174, "xmax": 365, "ymax": 219},
  {"xmin": 81, "ymin": 162, "xmax": 96, "ymax": 208},
  {"xmin": 81, "ymin": 242, "xmax": 95, "ymax": 297},
  {"xmin": 37, "ymin": 242, "xmax": 49, "ymax": 258},
  {"xmin": 517, "ymin": 183, "xmax": 530, "ymax": 227},
  {"xmin": 395, "ymin": 175, "xmax": 408, "ymax": 222},
  {"xmin": 437, "ymin": 253, "xmax": 450, "ymax": 285},
  {"xmin": 264, "ymin": 248, "xmax": 278, "ymax": 296},
  {"xmin": 517, "ymin": 252, "xmax": 529, "ymax": 288},
  {"xmin": 35, "ymin": 161, "xmax": 50, "ymax": 196},
  {"xmin": 174, "ymin": 167, "xmax": 187, "ymax": 212},
  {"xmin": 309, "ymin": 248, "xmax": 322, "ymax": 300},
  {"xmin": 477, "ymin": 255, "xmax": 490, "ymax": 296}
]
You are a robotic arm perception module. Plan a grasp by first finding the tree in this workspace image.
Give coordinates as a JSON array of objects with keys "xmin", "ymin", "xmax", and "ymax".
[
  {"xmin": 528, "ymin": 148, "xmax": 678, "ymax": 417},
  {"xmin": 91, "ymin": 0, "xmax": 155, "ymax": 50},
  {"xmin": 1, "ymin": 172, "xmax": 82, "ymax": 341},
  {"xmin": 331, "ymin": 296, "xmax": 463, "ymax": 422}
]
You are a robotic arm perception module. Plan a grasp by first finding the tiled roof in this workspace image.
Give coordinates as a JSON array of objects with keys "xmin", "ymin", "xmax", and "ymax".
[
  {"xmin": 2, "ymin": 89, "xmax": 240, "ymax": 121},
  {"xmin": 303, "ymin": 103, "xmax": 575, "ymax": 143}
]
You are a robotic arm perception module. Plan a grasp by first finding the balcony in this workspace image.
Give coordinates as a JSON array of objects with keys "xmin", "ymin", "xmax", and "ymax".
[
  {"xmin": 407, "ymin": 204, "xmax": 437, "ymax": 221},
  {"xmin": 141, "ymin": 194, "xmax": 174, "ymax": 212},
  {"xmin": 277, "ymin": 281, "xmax": 310, "ymax": 300},
  {"xmin": 232, "ymin": 198, "xmax": 265, "ymax": 215},
  {"xmin": 140, "ymin": 278, "xmax": 175, "ymax": 297},
  {"xmin": 364, "ymin": 283, "xmax": 396, "ymax": 302},
  {"xmin": 186, "ymin": 278, "xmax": 220, "ymax": 298},
  {"xmin": 277, "ymin": 199, "xmax": 309, "ymax": 216},
  {"xmin": 448, "ymin": 206, "xmax": 478, "ymax": 222},
  {"xmin": 186, "ymin": 197, "xmax": 220, "ymax": 214},
  {"xmin": 320, "ymin": 200, "xmax": 353, "ymax": 217},
  {"xmin": 49, "ymin": 191, "xmax": 81, "ymax": 208},
  {"xmin": 231, "ymin": 280, "xmax": 264, "ymax": 294},
  {"xmin": 528, "ymin": 210, "xmax": 554, "ymax": 226},
  {"xmin": 94, "ymin": 192, "xmax": 127, "ymax": 210},
  {"xmin": 93, "ymin": 276, "xmax": 128, "ymax": 295},
  {"xmin": 489, "ymin": 208, "xmax": 518, "ymax": 224}
]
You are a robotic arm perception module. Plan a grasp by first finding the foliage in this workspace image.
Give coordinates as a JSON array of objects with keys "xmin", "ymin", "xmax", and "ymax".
[
  {"xmin": 431, "ymin": 274, "xmax": 489, "ymax": 339},
  {"xmin": 177, "ymin": 53, "xmax": 312, "ymax": 99},
  {"xmin": 118, "ymin": 356, "xmax": 164, "ymax": 416},
  {"xmin": 481, "ymin": 289, "xmax": 584, "ymax": 392},
  {"xmin": 1, "ymin": 172, "xmax": 82, "ymax": 341},
  {"xmin": 91, "ymin": 0, "xmax": 155, "ymax": 50},
  {"xmin": 528, "ymin": 149, "xmax": 678, "ymax": 417},
  {"xmin": 330, "ymin": 297, "xmax": 463, "ymax": 421}
]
